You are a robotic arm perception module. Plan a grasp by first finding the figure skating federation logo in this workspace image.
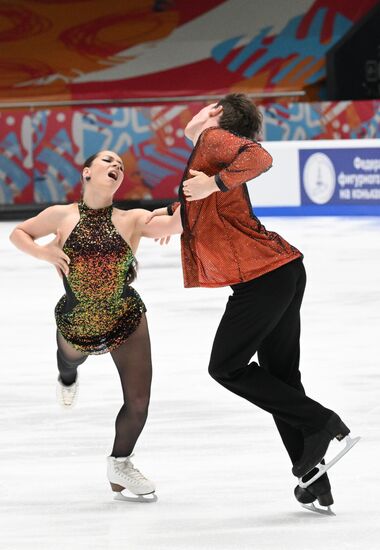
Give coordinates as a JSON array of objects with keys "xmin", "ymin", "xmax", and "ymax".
[{"xmin": 303, "ymin": 153, "xmax": 336, "ymax": 205}]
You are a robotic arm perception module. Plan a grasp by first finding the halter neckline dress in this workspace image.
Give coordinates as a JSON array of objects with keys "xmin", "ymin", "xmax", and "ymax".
[{"xmin": 55, "ymin": 200, "xmax": 145, "ymax": 354}]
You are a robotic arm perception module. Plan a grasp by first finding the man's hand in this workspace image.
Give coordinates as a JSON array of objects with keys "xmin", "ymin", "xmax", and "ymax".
[
  {"xmin": 144, "ymin": 209, "xmax": 171, "ymax": 244},
  {"xmin": 145, "ymin": 207, "xmax": 168, "ymax": 224},
  {"xmin": 154, "ymin": 236, "xmax": 171, "ymax": 245},
  {"xmin": 183, "ymin": 170, "xmax": 219, "ymax": 201}
]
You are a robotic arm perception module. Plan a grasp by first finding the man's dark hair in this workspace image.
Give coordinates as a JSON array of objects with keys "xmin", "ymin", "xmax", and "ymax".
[{"xmin": 217, "ymin": 93, "xmax": 263, "ymax": 139}]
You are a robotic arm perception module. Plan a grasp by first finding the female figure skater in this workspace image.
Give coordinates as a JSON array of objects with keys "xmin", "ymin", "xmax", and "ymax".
[{"xmin": 10, "ymin": 150, "xmax": 182, "ymax": 498}]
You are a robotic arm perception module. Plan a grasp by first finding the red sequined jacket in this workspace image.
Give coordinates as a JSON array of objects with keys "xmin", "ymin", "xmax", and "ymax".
[{"xmin": 169, "ymin": 127, "xmax": 302, "ymax": 288}]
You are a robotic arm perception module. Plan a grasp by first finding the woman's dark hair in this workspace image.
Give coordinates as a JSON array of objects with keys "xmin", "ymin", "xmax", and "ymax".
[
  {"xmin": 125, "ymin": 258, "xmax": 138, "ymax": 285},
  {"xmin": 81, "ymin": 152, "xmax": 100, "ymax": 185},
  {"xmin": 216, "ymin": 93, "xmax": 263, "ymax": 139},
  {"xmin": 82, "ymin": 152, "xmax": 100, "ymax": 172},
  {"xmin": 81, "ymin": 151, "xmax": 138, "ymax": 284}
]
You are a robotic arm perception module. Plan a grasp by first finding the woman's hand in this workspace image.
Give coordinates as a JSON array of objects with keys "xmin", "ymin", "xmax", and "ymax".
[
  {"xmin": 9, "ymin": 205, "xmax": 74, "ymax": 278},
  {"xmin": 38, "ymin": 230, "xmax": 71, "ymax": 277}
]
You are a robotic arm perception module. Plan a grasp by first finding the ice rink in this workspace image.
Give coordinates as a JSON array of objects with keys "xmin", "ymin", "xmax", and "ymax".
[{"xmin": 1, "ymin": 216, "xmax": 379, "ymax": 550}]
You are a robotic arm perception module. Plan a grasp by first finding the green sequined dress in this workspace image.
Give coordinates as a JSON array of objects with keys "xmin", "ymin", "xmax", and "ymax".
[{"xmin": 55, "ymin": 200, "xmax": 146, "ymax": 354}]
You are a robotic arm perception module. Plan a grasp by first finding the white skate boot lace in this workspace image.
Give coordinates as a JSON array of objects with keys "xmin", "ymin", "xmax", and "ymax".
[{"xmin": 118, "ymin": 460, "xmax": 148, "ymax": 486}]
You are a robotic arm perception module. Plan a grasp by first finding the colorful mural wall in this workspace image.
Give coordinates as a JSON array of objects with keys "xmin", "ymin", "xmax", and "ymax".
[
  {"xmin": 1, "ymin": 0, "xmax": 379, "ymax": 206},
  {"xmin": 0, "ymin": 0, "xmax": 378, "ymax": 104},
  {"xmin": 1, "ymin": 99, "xmax": 379, "ymax": 205}
]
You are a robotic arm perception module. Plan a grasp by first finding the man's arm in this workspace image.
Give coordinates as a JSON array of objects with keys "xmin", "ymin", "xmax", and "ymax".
[
  {"xmin": 136, "ymin": 207, "xmax": 182, "ymax": 239},
  {"xmin": 167, "ymin": 202, "xmax": 181, "ymax": 216},
  {"xmin": 182, "ymin": 129, "xmax": 273, "ymax": 201},
  {"xmin": 214, "ymin": 140, "xmax": 272, "ymax": 192},
  {"xmin": 143, "ymin": 202, "xmax": 181, "ymax": 225}
]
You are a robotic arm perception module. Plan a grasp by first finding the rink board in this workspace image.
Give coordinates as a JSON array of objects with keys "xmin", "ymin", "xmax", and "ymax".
[{"xmin": 249, "ymin": 138, "xmax": 380, "ymax": 216}]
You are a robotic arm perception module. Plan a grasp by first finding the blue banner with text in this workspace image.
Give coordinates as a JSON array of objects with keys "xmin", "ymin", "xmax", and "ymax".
[{"xmin": 299, "ymin": 148, "xmax": 380, "ymax": 207}]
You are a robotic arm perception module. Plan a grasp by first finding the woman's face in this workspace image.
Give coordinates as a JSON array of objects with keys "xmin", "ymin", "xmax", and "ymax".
[{"xmin": 83, "ymin": 150, "xmax": 125, "ymax": 193}]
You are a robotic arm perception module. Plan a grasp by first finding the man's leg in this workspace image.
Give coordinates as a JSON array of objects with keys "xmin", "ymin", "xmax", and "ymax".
[
  {"xmin": 257, "ymin": 260, "xmax": 306, "ymax": 464},
  {"xmin": 208, "ymin": 260, "xmax": 333, "ymax": 435}
]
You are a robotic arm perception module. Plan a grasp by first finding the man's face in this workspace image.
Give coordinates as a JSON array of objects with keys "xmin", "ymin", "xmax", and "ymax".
[{"xmin": 185, "ymin": 103, "xmax": 219, "ymax": 140}]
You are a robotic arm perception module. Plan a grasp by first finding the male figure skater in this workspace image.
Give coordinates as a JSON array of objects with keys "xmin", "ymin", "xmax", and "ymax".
[{"xmin": 149, "ymin": 94, "xmax": 359, "ymax": 513}]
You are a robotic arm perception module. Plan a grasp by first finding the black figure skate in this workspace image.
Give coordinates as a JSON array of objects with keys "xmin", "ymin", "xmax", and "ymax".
[
  {"xmin": 292, "ymin": 413, "xmax": 360, "ymax": 488},
  {"xmin": 294, "ymin": 461, "xmax": 335, "ymax": 516}
]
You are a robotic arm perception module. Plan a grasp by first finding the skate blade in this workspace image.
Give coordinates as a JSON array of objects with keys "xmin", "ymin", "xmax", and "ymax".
[
  {"xmin": 114, "ymin": 490, "xmax": 158, "ymax": 503},
  {"xmin": 299, "ymin": 435, "xmax": 361, "ymax": 489},
  {"xmin": 301, "ymin": 503, "xmax": 336, "ymax": 516}
]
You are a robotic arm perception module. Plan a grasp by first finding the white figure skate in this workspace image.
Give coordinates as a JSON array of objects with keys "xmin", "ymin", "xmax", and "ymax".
[
  {"xmin": 107, "ymin": 455, "xmax": 156, "ymax": 502},
  {"xmin": 56, "ymin": 374, "xmax": 79, "ymax": 409}
]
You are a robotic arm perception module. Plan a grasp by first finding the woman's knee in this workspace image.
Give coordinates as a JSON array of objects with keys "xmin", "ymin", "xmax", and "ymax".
[
  {"xmin": 57, "ymin": 348, "xmax": 86, "ymax": 369},
  {"xmin": 127, "ymin": 394, "xmax": 150, "ymax": 418}
]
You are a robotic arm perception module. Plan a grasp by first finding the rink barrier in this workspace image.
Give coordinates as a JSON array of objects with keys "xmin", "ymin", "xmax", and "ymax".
[
  {"xmin": 2, "ymin": 137, "xmax": 380, "ymax": 220},
  {"xmin": 248, "ymin": 138, "xmax": 380, "ymax": 216},
  {"xmin": 253, "ymin": 205, "xmax": 380, "ymax": 216}
]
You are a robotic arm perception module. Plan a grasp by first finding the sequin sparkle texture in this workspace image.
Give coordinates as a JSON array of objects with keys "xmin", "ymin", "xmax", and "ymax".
[
  {"xmin": 172, "ymin": 127, "xmax": 302, "ymax": 288},
  {"xmin": 55, "ymin": 201, "xmax": 146, "ymax": 354}
]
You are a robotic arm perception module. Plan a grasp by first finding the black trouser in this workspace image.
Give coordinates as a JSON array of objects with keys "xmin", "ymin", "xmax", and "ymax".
[{"xmin": 208, "ymin": 258, "xmax": 334, "ymax": 465}]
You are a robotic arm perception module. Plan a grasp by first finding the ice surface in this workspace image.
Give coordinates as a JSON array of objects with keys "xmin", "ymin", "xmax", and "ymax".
[{"xmin": 1, "ymin": 217, "xmax": 379, "ymax": 550}]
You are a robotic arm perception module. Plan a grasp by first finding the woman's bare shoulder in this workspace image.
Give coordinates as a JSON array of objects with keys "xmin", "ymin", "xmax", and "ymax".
[
  {"xmin": 13, "ymin": 202, "xmax": 79, "ymax": 240},
  {"xmin": 43, "ymin": 202, "xmax": 78, "ymax": 215},
  {"xmin": 113, "ymin": 207, "xmax": 150, "ymax": 223}
]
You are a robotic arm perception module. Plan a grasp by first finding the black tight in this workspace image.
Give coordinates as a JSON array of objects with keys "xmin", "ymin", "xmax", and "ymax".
[
  {"xmin": 109, "ymin": 315, "xmax": 152, "ymax": 457},
  {"xmin": 57, "ymin": 331, "xmax": 87, "ymax": 385},
  {"xmin": 56, "ymin": 314, "xmax": 152, "ymax": 458}
]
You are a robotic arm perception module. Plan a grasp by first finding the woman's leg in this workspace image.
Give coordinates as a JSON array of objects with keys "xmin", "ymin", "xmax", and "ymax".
[
  {"xmin": 110, "ymin": 314, "xmax": 152, "ymax": 458},
  {"xmin": 56, "ymin": 330, "xmax": 87, "ymax": 385}
]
